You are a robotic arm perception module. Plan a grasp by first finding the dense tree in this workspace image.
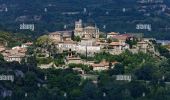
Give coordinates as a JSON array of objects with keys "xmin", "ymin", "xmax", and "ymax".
[
  {"xmin": 128, "ymin": 81, "xmax": 148, "ymax": 98},
  {"xmin": 36, "ymin": 35, "xmax": 52, "ymax": 47},
  {"xmin": 135, "ymin": 64, "xmax": 155, "ymax": 80},
  {"xmin": 73, "ymin": 36, "xmax": 81, "ymax": 42},
  {"xmin": 112, "ymin": 63, "xmax": 125, "ymax": 75}
]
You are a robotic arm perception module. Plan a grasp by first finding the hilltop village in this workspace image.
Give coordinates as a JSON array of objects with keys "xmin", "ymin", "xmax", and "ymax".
[
  {"xmin": 1, "ymin": 20, "xmax": 170, "ymax": 99},
  {"xmin": 0, "ymin": 19, "xmax": 163, "ymax": 72}
]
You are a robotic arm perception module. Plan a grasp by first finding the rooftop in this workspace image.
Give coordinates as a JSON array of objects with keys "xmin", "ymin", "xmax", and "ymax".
[
  {"xmin": 107, "ymin": 32, "xmax": 119, "ymax": 35},
  {"xmin": 111, "ymin": 34, "xmax": 132, "ymax": 40},
  {"xmin": 109, "ymin": 42, "xmax": 122, "ymax": 46},
  {"xmin": 91, "ymin": 60, "xmax": 118, "ymax": 68}
]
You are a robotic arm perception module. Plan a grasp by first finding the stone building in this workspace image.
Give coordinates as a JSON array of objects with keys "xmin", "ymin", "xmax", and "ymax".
[
  {"xmin": 2, "ymin": 47, "xmax": 27, "ymax": 63},
  {"xmin": 91, "ymin": 60, "xmax": 118, "ymax": 71},
  {"xmin": 107, "ymin": 32, "xmax": 119, "ymax": 38},
  {"xmin": 48, "ymin": 31, "xmax": 73, "ymax": 42},
  {"xmin": 74, "ymin": 19, "xmax": 100, "ymax": 39},
  {"xmin": 57, "ymin": 41, "xmax": 77, "ymax": 52}
]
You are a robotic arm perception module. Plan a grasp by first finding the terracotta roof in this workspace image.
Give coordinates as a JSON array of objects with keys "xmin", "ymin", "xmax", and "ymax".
[
  {"xmin": 112, "ymin": 35, "xmax": 128, "ymax": 40},
  {"xmin": 107, "ymin": 32, "xmax": 119, "ymax": 35},
  {"xmin": 111, "ymin": 34, "xmax": 132, "ymax": 40},
  {"xmin": 109, "ymin": 42, "xmax": 122, "ymax": 46}
]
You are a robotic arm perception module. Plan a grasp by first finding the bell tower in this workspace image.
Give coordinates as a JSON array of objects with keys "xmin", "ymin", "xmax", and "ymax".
[{"xmin": 75, "ymin": 19, "xmax": 83, "ymax": 31}]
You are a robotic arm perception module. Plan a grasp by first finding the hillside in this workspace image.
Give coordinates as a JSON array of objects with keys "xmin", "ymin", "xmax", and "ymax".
[{"xmin": 0, "ymin": 0, "xmax": 170, "ymax": 39}]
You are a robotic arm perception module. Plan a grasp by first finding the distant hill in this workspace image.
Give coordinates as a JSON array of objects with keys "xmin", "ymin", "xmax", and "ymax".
[{"xmin": 0, "ymin": 0, "xmax": 170, "ymax": 39}]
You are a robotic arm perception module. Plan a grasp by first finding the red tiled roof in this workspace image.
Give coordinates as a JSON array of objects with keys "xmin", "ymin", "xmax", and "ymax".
[
  {"xmin": 111, "ymin": 34, "xmax": 132, "ymax": 40},
  {"xmin": 109, "ymin": 42, "xmax": 122, "ymax": 46}
]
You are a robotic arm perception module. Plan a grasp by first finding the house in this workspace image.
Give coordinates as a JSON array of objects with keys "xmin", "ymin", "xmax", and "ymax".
[
  {"xmin": 1, "ymin": 47, "xmax": 27, "ymax": 63},
  {"xmin": 109, "ymin": 42, "xmax": 129, "ymax": 49},
  {"xmin": 48, "ymin": 31, "xmax": 72, "ymax": 42},
  {"xmin": 137, "ymin": 41, "xmax": 149, "ymax": 53},
  {"xmin": 77, "ymin": 45, "xmax": 101, "ymax": 56},
  {"xmin": 95, "ymin": 41, "xmax": 108, "ymax": 49},
  {"xmin": 107, "ymin": 32, "xmax": 119, "ymax": 38},
  {"xmin": 57, "ymin": 40, "xmax": 77, "ymax": 52},
  {"xmin": 109, "ymin": 42, "xmax": 123, "ymax": 50},
  {"xmin": 49, "ymin": 32, "xmax": 62, "ymax": 42},
  {"xmin": 80, "ymin": 38, "xmax": 96, "ymax": 46},
  {"xmin": 65, "ymin": 56, "xmax": 83, "ymax": 64},
  {"xmin": 110, "ymin": 34, "xmax": 132, "ymax": 43},
  {"xmin": 91, "ymin": 60, "xmax": 118, "ymax": 71},
  {"xmin": 107, "ymin": 42, "xmax": 129, "ymax": 55}
]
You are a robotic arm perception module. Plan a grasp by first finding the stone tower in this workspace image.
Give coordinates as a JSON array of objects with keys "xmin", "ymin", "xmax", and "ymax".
[
  {"xmin": 75, "ymin": 19, "xmax": 83, "ymax": 31},
  {"xmin": 74, "ymin": 19, "xmax": 83, "ymax": 37}
]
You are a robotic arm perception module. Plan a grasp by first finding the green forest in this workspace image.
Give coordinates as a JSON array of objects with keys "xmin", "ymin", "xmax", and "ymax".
[
  {"xmin": 0, "ymin": 0, "xmax": 170, "ymax": 39},
  {"xmin": 0, "ymin": 44, "xmax": 170, "ymax": 99}
]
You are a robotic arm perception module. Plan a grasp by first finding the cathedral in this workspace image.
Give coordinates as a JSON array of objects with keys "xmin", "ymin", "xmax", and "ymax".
[{"xmin": 74, "ymin": 19, "xmax": 100, "ymax": 39}]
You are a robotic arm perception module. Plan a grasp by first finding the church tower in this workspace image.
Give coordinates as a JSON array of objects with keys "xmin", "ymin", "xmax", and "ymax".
[
  {"xmin": 74, "ymin": 19, "xmax": 83, "ymax": 37},
  {"xmin": 75, "ymin": 19, "xmax": 83, "ymax": 31}
]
